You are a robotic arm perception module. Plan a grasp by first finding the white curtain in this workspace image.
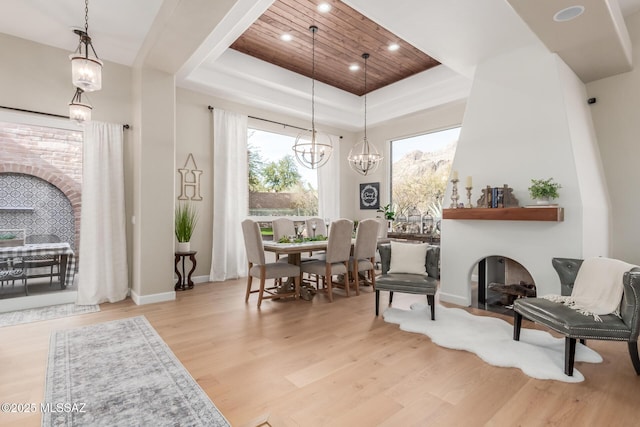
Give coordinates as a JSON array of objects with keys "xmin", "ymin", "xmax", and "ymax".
[
  {"xmin": 210, "ymin": 109, "xmax": 249, "ymax": 281},
  {"xmin": 77, "ymin": 121, "xmax": 128, "ymax": 305},
  {"xmin": 318, "ymin": 133, "xmax": 341, "ymax": 221}
]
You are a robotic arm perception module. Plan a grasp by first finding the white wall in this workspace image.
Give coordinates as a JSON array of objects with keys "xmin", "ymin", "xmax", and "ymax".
[
  {"xmin": 587, "ymin": 11, "xmax": 640, "ymax": 266},
  {"xmin": 440, "ymin": 43, "xmax": 609, "ymax": 306}
]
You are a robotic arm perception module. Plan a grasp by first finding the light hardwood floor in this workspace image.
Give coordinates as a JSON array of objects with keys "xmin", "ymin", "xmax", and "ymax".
[{"xmin": 1, "ymin": 279, "xmax": 639, "ymax": 426}]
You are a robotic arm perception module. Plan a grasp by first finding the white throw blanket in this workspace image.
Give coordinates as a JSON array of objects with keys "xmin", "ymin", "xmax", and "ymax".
[{"xmin": 543, "ymin": 257, "xmax": 636, "ymax": 321}]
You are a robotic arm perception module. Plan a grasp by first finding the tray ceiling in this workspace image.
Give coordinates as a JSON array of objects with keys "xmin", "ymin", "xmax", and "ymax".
[{"xmin": 229, "ymin": 0, "xmax": 440, "ymax": 95}]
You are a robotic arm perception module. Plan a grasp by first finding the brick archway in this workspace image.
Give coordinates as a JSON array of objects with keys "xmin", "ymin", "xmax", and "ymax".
[{"xmin": 0, "ymin": 163, "xmax": 82, "ymax": 254}]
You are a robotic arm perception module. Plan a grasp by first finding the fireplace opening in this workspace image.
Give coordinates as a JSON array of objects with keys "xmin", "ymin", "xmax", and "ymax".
[{"xmin": 471, "ymin": 256, "xmax": 536, "ymax": 315}]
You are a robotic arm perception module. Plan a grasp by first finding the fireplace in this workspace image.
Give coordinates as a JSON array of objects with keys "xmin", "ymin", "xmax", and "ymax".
[{"xmin": 473, "ymin": 256, "xmax": 536, "ymax": 315}]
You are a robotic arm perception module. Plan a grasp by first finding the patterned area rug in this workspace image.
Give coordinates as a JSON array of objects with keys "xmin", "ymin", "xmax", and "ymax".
[
  {"xmin": 0, "ymin": 303, "xmax": 99, "ymax": 327},
  {"xmin": 43, "ymin": 316, "xmax": 230, "ymax": 427},
  {"xmin": 384, "ymin": 303, "xmax": 603, "ymax": 382}
]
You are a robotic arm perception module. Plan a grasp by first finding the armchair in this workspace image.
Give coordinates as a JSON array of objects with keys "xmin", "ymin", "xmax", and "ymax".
[
  {"xmin": 513, "ymin": 257, "xmax": 640, "ymax": 376},
  {"xmin": 375, "ymin": 242, "xmax": 440, "ymax": 319}
]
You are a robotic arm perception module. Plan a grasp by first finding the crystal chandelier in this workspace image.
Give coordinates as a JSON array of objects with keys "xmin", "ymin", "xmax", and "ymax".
[
  {"xmin": 293, "ymin": 26, "xmax": 333, "ymax": 169},
  {"xmin": 348, "ymin": 53, "xmax": 382, "ymax": 175},
  {"xmin": 69, "ymin": 0, "xmax": 103, "ymax": 92}
]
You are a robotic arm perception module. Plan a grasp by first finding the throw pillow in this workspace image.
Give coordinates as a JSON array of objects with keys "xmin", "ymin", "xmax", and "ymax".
[{"xmin": 388, "ymin": 241, "xmax": 428, "ymax": 275}]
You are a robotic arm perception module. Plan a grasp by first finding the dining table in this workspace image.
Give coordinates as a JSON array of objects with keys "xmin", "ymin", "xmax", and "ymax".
[
  {"xmin": 0, "ymin": 242, "xmax": 76, "ymax": 289},
  {"xmin": 263, "ymin": 239, "xmax": 330, "ymax": 264}
]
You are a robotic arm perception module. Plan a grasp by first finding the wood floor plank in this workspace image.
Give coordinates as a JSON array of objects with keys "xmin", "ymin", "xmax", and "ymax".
[{"xmin": 1, "ymin": 278, "xmax": 639, "ymax": 426}]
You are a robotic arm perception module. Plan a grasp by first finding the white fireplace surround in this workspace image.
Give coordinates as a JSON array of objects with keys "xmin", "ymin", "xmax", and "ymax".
[{"xmin": 440, "ymin": 43, "xmax": 610, "ymax": 306}]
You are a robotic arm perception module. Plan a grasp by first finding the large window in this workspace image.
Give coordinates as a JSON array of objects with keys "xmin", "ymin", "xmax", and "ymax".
[
  {"xmin": 391, "ymin": 127, "xmax": 460, "ymax": 220},
  {"xmin": 248, "ymin": 128, "xmax": 318, "ymax": 216}
]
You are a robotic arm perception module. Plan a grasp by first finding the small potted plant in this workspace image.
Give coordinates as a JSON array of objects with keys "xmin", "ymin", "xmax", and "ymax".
[
  {"xmin": 377, "ymin": 204, "xmax": 396, "ymax": 232},
  {"xmin": 175, "ymin": 203, "xmax": 198, "ymax": 252},
  {"xmin": 528, "ymin": 178, "xmax": 561, "ymax": 205}
]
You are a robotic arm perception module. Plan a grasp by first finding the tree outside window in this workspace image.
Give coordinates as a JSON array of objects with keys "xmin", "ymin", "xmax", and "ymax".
[{"xmin": 248, "ymin": 129, "xmax": 318, "ymax": 216}]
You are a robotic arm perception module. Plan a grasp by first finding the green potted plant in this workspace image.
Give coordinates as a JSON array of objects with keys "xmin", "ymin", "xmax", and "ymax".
[
  {"xmin": 377, "ymin": 204, "xmax": 396, "ymax": 232},
  {"xmin": 528, "ymin": 178, "xmax": 561, "ymax": 205},
  {"xmin": 175, "ymin": 203, "xmax": 198, "ymax": 252}
]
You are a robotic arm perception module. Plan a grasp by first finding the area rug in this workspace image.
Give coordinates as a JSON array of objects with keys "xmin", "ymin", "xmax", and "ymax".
[
  {"xmin": 43, "ymin": 316, "xmax": 230, "ymax": 426},
  {"xmin": 0, "ymin": 303, "xmax": 99, "ymax": 327},
  {"xmin": 383, "ymin": 303, "xmax": 603, "ymax": 383}
]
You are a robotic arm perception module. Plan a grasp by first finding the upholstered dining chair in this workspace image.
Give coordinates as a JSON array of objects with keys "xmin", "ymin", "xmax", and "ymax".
[
  {"xmin": 300, "ymin": 219, "xmax": 353, "ymax": 302},
  {"xmin": 349, "ymin": 218, "xmax": 380, "ymax": 294},
  {"xmin": 272, "ymin": 217, "xmax": 298, "ymax": 262},
  {"xmin": 305, "ymin": 217, "xmax": 328, "ymax": 238},
  {"xmin": 241, "ymin": 219, "xmax": 301, "ymax": 307}
]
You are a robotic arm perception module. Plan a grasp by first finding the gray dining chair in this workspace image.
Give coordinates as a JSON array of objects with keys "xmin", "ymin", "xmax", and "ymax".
[
  {"xmin": 305, "ymin": 217, "xmax": 328, "ymax": 238},
  {"xmin": 350, "ymin": 218, "xmax": 380, "ymax": 294},
  {"xmin": 241, "ymin": 219, "xmax": 301, "ymax": 307},
  {"xmin": 272, "ymin": 217, "xmax": 296, "ymax": 264},
  {"xmin": 300, "ymin": 219, "xmax": 353, "ymax": 302}
]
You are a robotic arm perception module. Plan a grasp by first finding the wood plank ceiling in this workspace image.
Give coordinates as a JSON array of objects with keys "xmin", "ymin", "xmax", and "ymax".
[{"xmin": 230, "ymin": 0, "xmax": 440, "ymax": 96}]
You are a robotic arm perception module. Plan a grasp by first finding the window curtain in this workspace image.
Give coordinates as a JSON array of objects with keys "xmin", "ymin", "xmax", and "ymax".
[
  {"xmin": 210, "ymin": 109, "xmax": 249, "ymax": 281},
  {"xmin": 77, "ymin": 121, "xmax": 129, "ymax": 305},
  {"xmin": 318, "ymin": 133, "xmax": 341, "ymax": 221}
]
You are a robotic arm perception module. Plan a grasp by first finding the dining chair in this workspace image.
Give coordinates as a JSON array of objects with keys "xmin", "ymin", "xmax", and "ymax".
[
  {"xmin": 241, "ymin": 219, "xmax": 301, "ymax": 307},
  {"xmin": 272, "ymin": 217, "xmax": 296, "ymax": 263},
  {"xmin": 0, "ymin": 257, "xmax": 28, "ymax": 295},
  {"xmin": 300, "ymin": 219, "xmax": 353, "ymax": 302},
  {"xmin": 305, "ymin": 217, "xmax": 328, "ymax": 238},
  {"xmin": 350, "ymin": 219, "xmax": 380, "ymax": 294},
  {"xmin": 18, "ymin": 234, "xmax": 62, "ymax": 287}
]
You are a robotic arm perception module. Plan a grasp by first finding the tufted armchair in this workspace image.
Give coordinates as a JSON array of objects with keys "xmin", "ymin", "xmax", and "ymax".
[
  {"xmin": 375, "ymin": 243, "xmax": 440, "ymax": 319},
  {"xmin": 513, "ymin": 257, "xmax": 640, "ymax": 376}
]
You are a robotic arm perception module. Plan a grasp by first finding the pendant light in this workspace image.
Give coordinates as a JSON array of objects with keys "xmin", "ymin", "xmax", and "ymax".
[
  {"xmin": 293, "ymin": 25, "xmax": 333, "ymax": 169},
  {"xmin": 70, "ymin": 0, "xmax": 103, "ymax": 92},
  {"xmin": 69, "ymin": 88, "xmax": 92, "ymax": 123},
  {"xmin": 348, "ymin": 53, "xmax": 382, "ymax": 175}
]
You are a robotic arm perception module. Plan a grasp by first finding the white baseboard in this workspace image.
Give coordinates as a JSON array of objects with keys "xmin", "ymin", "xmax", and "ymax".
[
  {"xmin": 192, "ymin": 275, "xmax": 210, "ymax": 284},
  {"xmin": 0, "ymin": 291, "xmax": 77, "ymax": 313},
  {"xmin": 438, "ymin": 291, "xmax": 469, "ymax": 307},
  {"xmin": 130, "ymin": 289, "xmax": 176, "ymax": 305}
]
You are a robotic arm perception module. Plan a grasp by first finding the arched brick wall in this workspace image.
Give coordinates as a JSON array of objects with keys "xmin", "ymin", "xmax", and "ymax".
[{"xmin": 0, "ymin": 164, "xmax": 82, "ymax": 256}]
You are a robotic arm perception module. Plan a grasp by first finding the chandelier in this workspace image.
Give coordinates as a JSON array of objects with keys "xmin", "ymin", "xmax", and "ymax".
[
  {"xmin": 69, "ymin": 0, "xmax": 103, "ymax": 92},
  {"xmin": 293, "ymin": 25, "xmax": 333, "ymax": 169},
  {"xmin": 69, "ymin": 88, "xmax": 92, "ymax": 123},
  {"xmin": 348, "ymin": 53, "xmax": 382, "ymax": 175}
]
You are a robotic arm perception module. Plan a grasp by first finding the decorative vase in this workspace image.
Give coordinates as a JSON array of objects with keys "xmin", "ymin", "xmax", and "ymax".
[
  {"xmin": 387, "ymin": 220, "xmax": 393, "ymax": 232},
  {"xmin": 536, "ymin": 198, "xmax": 551, "ymax": 206},
  {"xmin": 177, "ymin": 241, "xmax": 191, "ymax": 253}
]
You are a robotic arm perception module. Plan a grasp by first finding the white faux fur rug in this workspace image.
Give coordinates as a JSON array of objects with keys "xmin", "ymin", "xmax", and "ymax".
[{"xmin": 383, "ymin": 303, "xmax": 603, "ymax": 383}]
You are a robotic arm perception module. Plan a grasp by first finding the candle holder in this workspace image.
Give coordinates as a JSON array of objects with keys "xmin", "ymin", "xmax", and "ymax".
[
  {"xmin": 450, "ymin": 178, "xmax": 460, "ymax": 208},
  {"xmin": 465, "ymin": 187, "xmax": 473, "ymax": 208}
]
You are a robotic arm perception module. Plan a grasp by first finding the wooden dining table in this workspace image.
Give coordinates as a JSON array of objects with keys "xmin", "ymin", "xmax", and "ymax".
[{"xmin": 262, "ymin": 240, "xmax": 330, "ymax": 265}]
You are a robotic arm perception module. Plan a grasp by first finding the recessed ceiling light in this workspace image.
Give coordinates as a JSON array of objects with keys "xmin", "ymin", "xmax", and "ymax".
[
  {"xmin": 388, "ymin": 43, "xmax": 400, "ymax": 51},
  {"xmin": 349, "ymin": 64, "xmax": 360, "ymax": 71},
  {"xmin": 280, "ymin": 33, "xmax": 293, "ymax": 42},
  {"xmin": 553, "ymin": 5, "xmax": 585, "ymax": 22},
  {"xmin": 317, "ymin": 3, "xmax": 331, "ymax": 13}
]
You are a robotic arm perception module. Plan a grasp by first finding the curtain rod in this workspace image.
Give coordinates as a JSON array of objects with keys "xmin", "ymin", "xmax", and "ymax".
[
  {"xmin": 207, "ymin": 105, "xmax": 342, "ymax": 138},
  {"xmin": 0, "ymin": 105, "xmax": 130, "ymax": 129}
]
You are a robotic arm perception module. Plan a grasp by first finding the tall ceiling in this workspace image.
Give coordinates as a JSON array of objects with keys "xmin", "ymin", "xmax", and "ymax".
[{"xmin": 1, "ymin": 0, "xmax": 640, "ymax": 131}]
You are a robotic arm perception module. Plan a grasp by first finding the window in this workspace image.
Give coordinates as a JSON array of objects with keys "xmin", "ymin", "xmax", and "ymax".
[
  {"xmin": 391, "ymin": 127, "xmax": 460, "ymax": 220},
  {"xmin": 247, "ymin": 128, "xmax": 318, "ymax": 216}
]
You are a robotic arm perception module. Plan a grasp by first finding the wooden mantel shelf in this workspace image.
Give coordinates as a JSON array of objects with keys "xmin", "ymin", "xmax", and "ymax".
[{"xmin": 442, "ymin": 207, "xmax": 564, "ymax": 222}]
